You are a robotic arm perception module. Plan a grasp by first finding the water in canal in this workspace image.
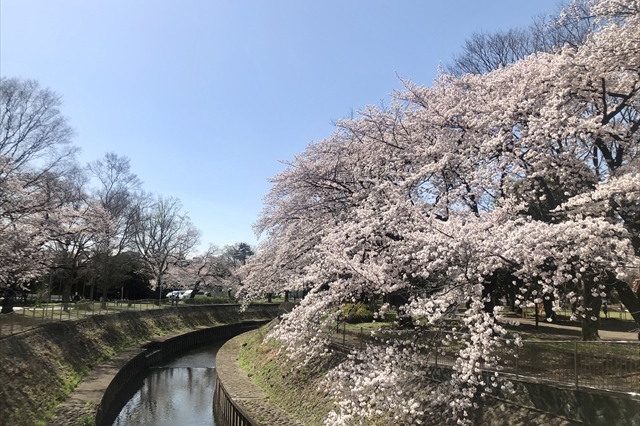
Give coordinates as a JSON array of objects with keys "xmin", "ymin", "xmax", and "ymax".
[{"xmin": 111, "ymin": 343, "xmax": 221, "ymax": 426}]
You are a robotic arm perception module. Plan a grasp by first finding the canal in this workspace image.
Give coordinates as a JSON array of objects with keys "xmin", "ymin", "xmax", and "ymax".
[{"xmin": 110, "ymin": 343, "xmax": 221, "ymax": 426}]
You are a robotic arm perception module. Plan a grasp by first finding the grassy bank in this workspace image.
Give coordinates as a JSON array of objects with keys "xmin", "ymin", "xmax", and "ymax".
[{"xmin": 238, "ymin": 325, "xmax": 341, "ymax": 426}]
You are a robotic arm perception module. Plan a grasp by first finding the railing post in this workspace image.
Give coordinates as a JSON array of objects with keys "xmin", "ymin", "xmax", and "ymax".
[
  {"xmin": 435, "ymin": 340, "xmax": 438, "ymax": 367},
  {"xmin": 574, "ymin": 341, "xmax": 579, "ymax": 389},
  {"xmin": 342, "ymin": 322, "xmax": 346, "ymax": 345}
]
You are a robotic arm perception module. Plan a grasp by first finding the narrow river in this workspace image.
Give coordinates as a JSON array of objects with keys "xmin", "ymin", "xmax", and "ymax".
[{"xmin": 110, "ymin": 343, "xmax": 221, "ymax": 426}]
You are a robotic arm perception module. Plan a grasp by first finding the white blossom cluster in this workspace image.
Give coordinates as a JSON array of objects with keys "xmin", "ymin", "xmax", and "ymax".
[{"xmin": 240, "ymin": 0, "xmax": 640, "ymax": 423}]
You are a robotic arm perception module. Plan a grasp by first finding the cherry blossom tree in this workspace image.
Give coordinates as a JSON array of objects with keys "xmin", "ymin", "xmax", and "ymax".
[
  {"xmin": 241, "ymin": 1, "xmax": 640, "ymax": 423},
  {"xmin": 163, "ymin": 244, "xmax": 229, "ymax": 298},
  {"xmin": 47, "ymin": 186, "xmax": 111, "ymax": 310},
  {"xmin": 0, "ymin": 78, "xmax": 79, "ymax": 312}
]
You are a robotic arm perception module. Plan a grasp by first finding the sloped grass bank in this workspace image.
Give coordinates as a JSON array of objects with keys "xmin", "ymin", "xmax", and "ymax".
[
  {"xmin": 0, "ymin": 304, "xmax": 277, "ymax": 426},
  {"xmin": 237, "ymin": 323, "xmax": 635, "ymax": 426},
  {"xmin": 238, "ymin": 325, "xmax": 341, "ymax": 426}
]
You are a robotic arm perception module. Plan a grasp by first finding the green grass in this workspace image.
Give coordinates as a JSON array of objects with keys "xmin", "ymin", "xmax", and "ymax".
[{"xmin": 238, "ymin": 326, "xmax": 339, "ymax": 426}]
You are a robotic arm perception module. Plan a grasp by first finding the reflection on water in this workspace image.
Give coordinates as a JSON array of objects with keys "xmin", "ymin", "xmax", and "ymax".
[{"xmin": 111, "ymin": 344, "xmax": 221, "ymax": 426}]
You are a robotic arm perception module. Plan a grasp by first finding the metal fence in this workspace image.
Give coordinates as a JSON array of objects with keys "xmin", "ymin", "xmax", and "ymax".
[
  {"xmin": 337, "ymin": 326, "xmax": 640, "ymax": 395},
  {"xmin": 492, "ymin": 339, "xmax": 640, "ymax": 393},
  {"xmin": 0, "ymin": 297, "xmax": 236, "ymax": 339}
]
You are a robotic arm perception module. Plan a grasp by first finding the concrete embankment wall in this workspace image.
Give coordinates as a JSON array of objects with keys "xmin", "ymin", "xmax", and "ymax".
[
  {"xmin": 0, "ymin": 304, "xmax": 278, "ymax": 426},
  {"xmin": 97, "ymin": 321, "xmax": 268, "ymax": 426}
]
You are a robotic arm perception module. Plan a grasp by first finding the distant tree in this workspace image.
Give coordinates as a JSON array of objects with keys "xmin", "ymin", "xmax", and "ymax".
[
  {"xmin": 224, "ymin": 242, "xmax": 255, "ymax": 267},
  {"xmin": 133, "ymin": 196, "xmax": 200, "ymax": 300},
  {"xmin": 164, "ymin": 244, "xmax": 229, "ymax": 299},
  {"xmin": 215, "ymin": 243, "xmax": 255, "ymax": 299},
  {"xmin": 86, "ymin": 153, "xmax": 142, "ymax": 304},
  {"xmin": 446, "ymin": 0, "xmax": 595, "ymax": 76}
]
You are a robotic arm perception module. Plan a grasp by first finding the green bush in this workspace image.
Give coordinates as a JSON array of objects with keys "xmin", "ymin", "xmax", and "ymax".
[
  {"xmin": 182, "ymin": 296, "xmax": 234, "ymax": 305},
  {"xmin": 341, "ymin": 303, "xmax": 374, "ymax": 324}
]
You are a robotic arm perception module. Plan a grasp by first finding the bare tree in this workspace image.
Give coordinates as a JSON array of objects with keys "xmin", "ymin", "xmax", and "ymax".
[
  {"xmin": 133, "ymin": 196, "xmax": 200, "ymax": 301},
  {"xmin": 0, "ymin": 77, "xmax": 76, "ymax": 171},
  {"xmin": 446, "ymin": 0, "xmax": 595, "ymax": 76},
  {"xmin": 88, "ymin": 153, "xmax": 142, "ymax": 252},
  {"xmin": 447, "ymin": 28, "xmax": 535, "ymax": 76},
  {"xmin": 86, "ymin": 153, "xmax": 143, "ymax": 304}
]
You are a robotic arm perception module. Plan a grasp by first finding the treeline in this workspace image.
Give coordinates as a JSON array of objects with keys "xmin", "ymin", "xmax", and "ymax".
[{"xmin": 0, "ymin": 77, "xmax": 252, "ymax": 313}]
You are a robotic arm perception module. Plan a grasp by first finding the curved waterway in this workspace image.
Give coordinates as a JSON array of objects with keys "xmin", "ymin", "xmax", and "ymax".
[{"xmin": 111, "ymin": 343, "xmax": 221, "ymax": 426}]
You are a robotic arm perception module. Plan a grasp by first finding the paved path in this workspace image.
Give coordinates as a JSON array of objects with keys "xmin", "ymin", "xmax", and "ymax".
[
  {"xmin": 511, "ymin": 317, "xmax": 638, "ymax": 340},
  {"xmin": 216, "ymin": 332, "xmax": 304, "ymax": 426},
  {"xmin": 47, "ymin": 345, "xmax": 145, "ymax": 426},
  {"xmin": 46, "ymin": 328, "xmax": 207, "ymax": 426}
]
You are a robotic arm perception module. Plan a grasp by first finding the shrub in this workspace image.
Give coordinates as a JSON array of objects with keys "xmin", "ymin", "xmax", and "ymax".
[{"xmin": 341, "ymin": 303, "xmax": 373, "ymax": 324}]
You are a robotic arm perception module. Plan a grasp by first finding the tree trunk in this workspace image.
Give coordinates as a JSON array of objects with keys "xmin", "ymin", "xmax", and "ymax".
[
  {"xmin": 1, "ymin": 289, "xmax": 15, "ymax": 314},
  {"xmin": 100, "ymin": 284, "xmax": 107, "ymax": 309},
  {"xmin": 613, "ymin": 279, "xmax": 640, "ymax": 326},
  {"xmin": 267, "ymin": 293, "xmax": 272, "ymax": 303},
  {"xmin": 62, "ymin": 280, "xmax": 72, "ymax": 311},
  {"xmin": 284, "ymin": 291, "xmax": 289, "ymax": 302},
  {"xmin": 581, "ymin": 279, "xmax": 601, "ymax": 341},
  {"xmin": 543, "ymin": 293, "xmax": 556, "ymax": 322},
  {"xmin": 190, "ymin": 281, "xmax": 200, "ymax": 299}
]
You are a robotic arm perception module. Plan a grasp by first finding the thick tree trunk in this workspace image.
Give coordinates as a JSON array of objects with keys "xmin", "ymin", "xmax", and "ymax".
[
  {"xmin": 189, "ymin": 282, "xmax": 200, "ymax": 299},
  {"xmin": 62, "ymin": 280, "xmax": 72, "ymax": 311},
  {"xmin": 613, "ymin": 280, "xmax": 640, "ymax": 327},
  {"xmin": 1, "ymin": 289, "xmax": 15, "ymax": 314},
  {"xmin": 267, "ymin": 293, "xmax": 272, "ymax": 303},
  {"xmin": 543, "ymin": 293, "xmax": 556, "ymax": 322},
  {"xmin": 581, "ymin": 314, "xmax": 601, "ymax": 341}
]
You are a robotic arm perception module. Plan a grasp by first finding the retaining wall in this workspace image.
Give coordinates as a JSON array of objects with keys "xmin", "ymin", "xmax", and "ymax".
[{"xmin": 97, "ymin": 321, "xmax": 268, "ymax": 426}]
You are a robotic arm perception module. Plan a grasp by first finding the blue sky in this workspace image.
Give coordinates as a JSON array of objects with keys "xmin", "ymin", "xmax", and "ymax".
[{"xmin": 1, "ymin": 0, "xmax": 561, "ymax": 250}]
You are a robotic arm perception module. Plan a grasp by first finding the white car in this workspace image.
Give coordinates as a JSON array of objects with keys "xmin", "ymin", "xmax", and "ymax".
[
  {"xmin": 179, "ymin": 290, "xmax": 205, "ymax": 299},
  {"xmin": 166, "ymin": 290, "xmax": 185, "ymax": 299}
]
